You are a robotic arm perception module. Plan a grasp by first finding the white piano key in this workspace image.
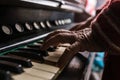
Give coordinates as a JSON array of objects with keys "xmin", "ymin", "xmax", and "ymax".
[
  {"xmin": 24, "ymin": 68, "xmax": 55, "ymax": 80},
  {"xmin": 13, "ymin": 73, "xmax": 44, "ymax": 80},
  {"xmin": 32, "ymin": 62, "xmax": 60, "ymax": 73},
  {"xmin": 44, "ymin": 47, "xmax": 66, "ymax": 63},
  {"xmin": 58, "ymin": 43, "xmax": 71, "ymax": 47}
]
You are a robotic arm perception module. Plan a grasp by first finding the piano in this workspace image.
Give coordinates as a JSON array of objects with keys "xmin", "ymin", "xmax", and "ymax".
[{"xmin": 0, "ymin": 0, "xmax": 90, "ymax": 80}]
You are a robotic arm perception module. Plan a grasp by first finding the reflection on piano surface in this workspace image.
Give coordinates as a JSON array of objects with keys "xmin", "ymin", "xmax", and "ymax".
[{"xmin": 0, "ymin": 0, "xmax": 89, "ymax": 80}]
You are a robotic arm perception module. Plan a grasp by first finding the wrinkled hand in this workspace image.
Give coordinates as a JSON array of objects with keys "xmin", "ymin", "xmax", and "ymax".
[
  {"xmin": 41, "ymin": 30, "xmax": 83, "ymax": 68},
  {"xmin": 41, "ymin": 29, "xmax": 89, "ymax": 51},
  {"xmin": 41, "ymin": 28, "xmax": 101, "ymax": 68},
  {"xmin": 43, "ymin": 29, "xmax": 77, "ymax": 47}
]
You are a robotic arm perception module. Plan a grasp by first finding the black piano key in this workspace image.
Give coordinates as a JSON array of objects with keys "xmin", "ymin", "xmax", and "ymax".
[
  {"xmin": 36, "ymin": 41, "xmax": 44, "ymax": 44},
  {"xmin": 27, "ymin": 44, "xmax": 56, "ymax": 52},
  {"xmin": 27, "ymin": 45, "xmax": 41, "ymax": 48},
  {"xmin": 0, "ymin": 60, "xmax": 24, "ymax": 74},
  {"xmin": 0, "ymin": 70, "xmax": 12, "ymax": 80},
  {"xmin": 18, "ymin": 47, "xmax": 49, "ymax": 56},
  {"xmin": 0, "ymin": 55, "xmax": 33, "ymax": 68},
  {"xmin": 30, "ymin": 44, "xmax": 57, "ymax": 52},
  {"xmin": 47, "ymin": 46, "xmax": 57, "ymax": 52},
  {"xmin": 9, "ymin": 51, "xmax": 44, "ymax": 63},
  {"xmin": 35, "ymin": 41, "xmax": 57, "ymax": 51}
]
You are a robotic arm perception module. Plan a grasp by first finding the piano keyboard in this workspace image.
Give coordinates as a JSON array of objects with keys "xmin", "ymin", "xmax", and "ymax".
[{"xmin": 0, "ymin": 40, "xmax": 69, "ymax": 80}]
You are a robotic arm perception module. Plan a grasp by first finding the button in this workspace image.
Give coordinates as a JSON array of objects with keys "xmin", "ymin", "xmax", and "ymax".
[
  {"xmin": 1, "ymin": 25, "xmax": 13, "ymax": 35},
  {"xmin": 55, "ymin": 20, "xmax": 59, "ymax": 26},
  {"xmin": 58, "ymin": 20, "xmax": 62, "ymax": 25},
  {"xmin": 61, "ymin": 20, "xmax": 65, "ymax": 25},
  {"xmin": 40, "ymin": 22, "xmax": 46, "ymax": 29},
  {"xmin": 33, "ymin": 22, "xmax": 40, "ymax": 30},
  {"xmin": 46, "ymin": 21, "xmax": 52, "ymax": 28},
  {"xmin": 25, "ymin": 22, "xmax": 33, "ymax": 30},
  {"xmin": 15, "ymin": 23, "xmax": 24, "ymax": 32},
  {"xmin": 64, "ymin": 18, "xmax": 72, "ymax": 24}
]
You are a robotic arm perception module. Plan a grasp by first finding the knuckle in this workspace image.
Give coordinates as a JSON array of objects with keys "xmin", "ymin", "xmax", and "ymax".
[
  {"xmin": 56, "ymin": 33, "xmax": 63, "ymax": 37},
  {"xmin": 56, "ymin": 29, "xmax": 69, "ymax": 32},
  {"xmin": 56, "ymin": 29, "xmax": 64, "ymax": 32}
]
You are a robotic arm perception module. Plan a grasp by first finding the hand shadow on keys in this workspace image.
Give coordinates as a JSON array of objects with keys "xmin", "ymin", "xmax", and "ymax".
[{"xmin": 57, "ymin": 53, "xmax": 88, "ymax": 80}]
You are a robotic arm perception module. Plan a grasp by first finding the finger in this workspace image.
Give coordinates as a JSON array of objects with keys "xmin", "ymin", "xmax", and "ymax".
[
  {"xmin": 70, "ymin": 23, "xmax": 83, "ymax": 31},
  {"xmin": 41, "ymin": 36, "xmax": 60, "ymax": 50},
  {"xmin": 42, "ymin": 32, "xmax": 76, "ymax": 50},
  {"xmin": 57, "ymin": 41, "xmax": 83, "ymax": 68},
  {"xmin": 44, "ymin": 29, "xmax": 71, "ymax": 42}
]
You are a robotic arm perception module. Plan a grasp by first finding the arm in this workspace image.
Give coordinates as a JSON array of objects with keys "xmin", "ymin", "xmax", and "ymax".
[
  {"xmin": 41, "ymin": 0, "xmax": 120, "ymax": 67},
  {"xmin": 70, "ymin": 17, "xmax": 94, "ymax": 31}
]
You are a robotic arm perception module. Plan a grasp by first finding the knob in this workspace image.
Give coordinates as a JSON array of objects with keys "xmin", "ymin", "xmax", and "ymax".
[
  {"xmin": 15, "ymin": 23, "xmax": 24, "ymax": 32},
  {"xmin": 33, "ymin": 22, "xmax": 40, "ymax": 30},
  {"xmin": 55, "ymin": 20, "xmax": 59, "ymax": 26},
  {"xmin": 25, "ymin": 22, "xmax": 33, "ymax": 30},
  {"xmin": 46, "ymin": 21, "xmax": 52, "ymax": 28},
  {"xmin": 64, "ymin": 18, "xmax": 72, "ymax": 24},
  {"xmin": 40, "ymin": 22, "xmax": 46, "ymax": 29},
  {"xmin": 61, "ymin": 19, "xmax": 65, "ymax": 25},
  {"xmin": 1, "ymin": 25, "xmax": 13, "ymax": 35},
  {"xmin": 58, "ymin": 20, "xmax": 62, "ymax": 25}
]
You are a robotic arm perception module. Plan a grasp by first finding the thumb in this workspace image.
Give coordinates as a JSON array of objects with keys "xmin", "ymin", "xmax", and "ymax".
[{"xmin": 57, "ymin": 41, "xmax": 83, "ymax": 68}]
